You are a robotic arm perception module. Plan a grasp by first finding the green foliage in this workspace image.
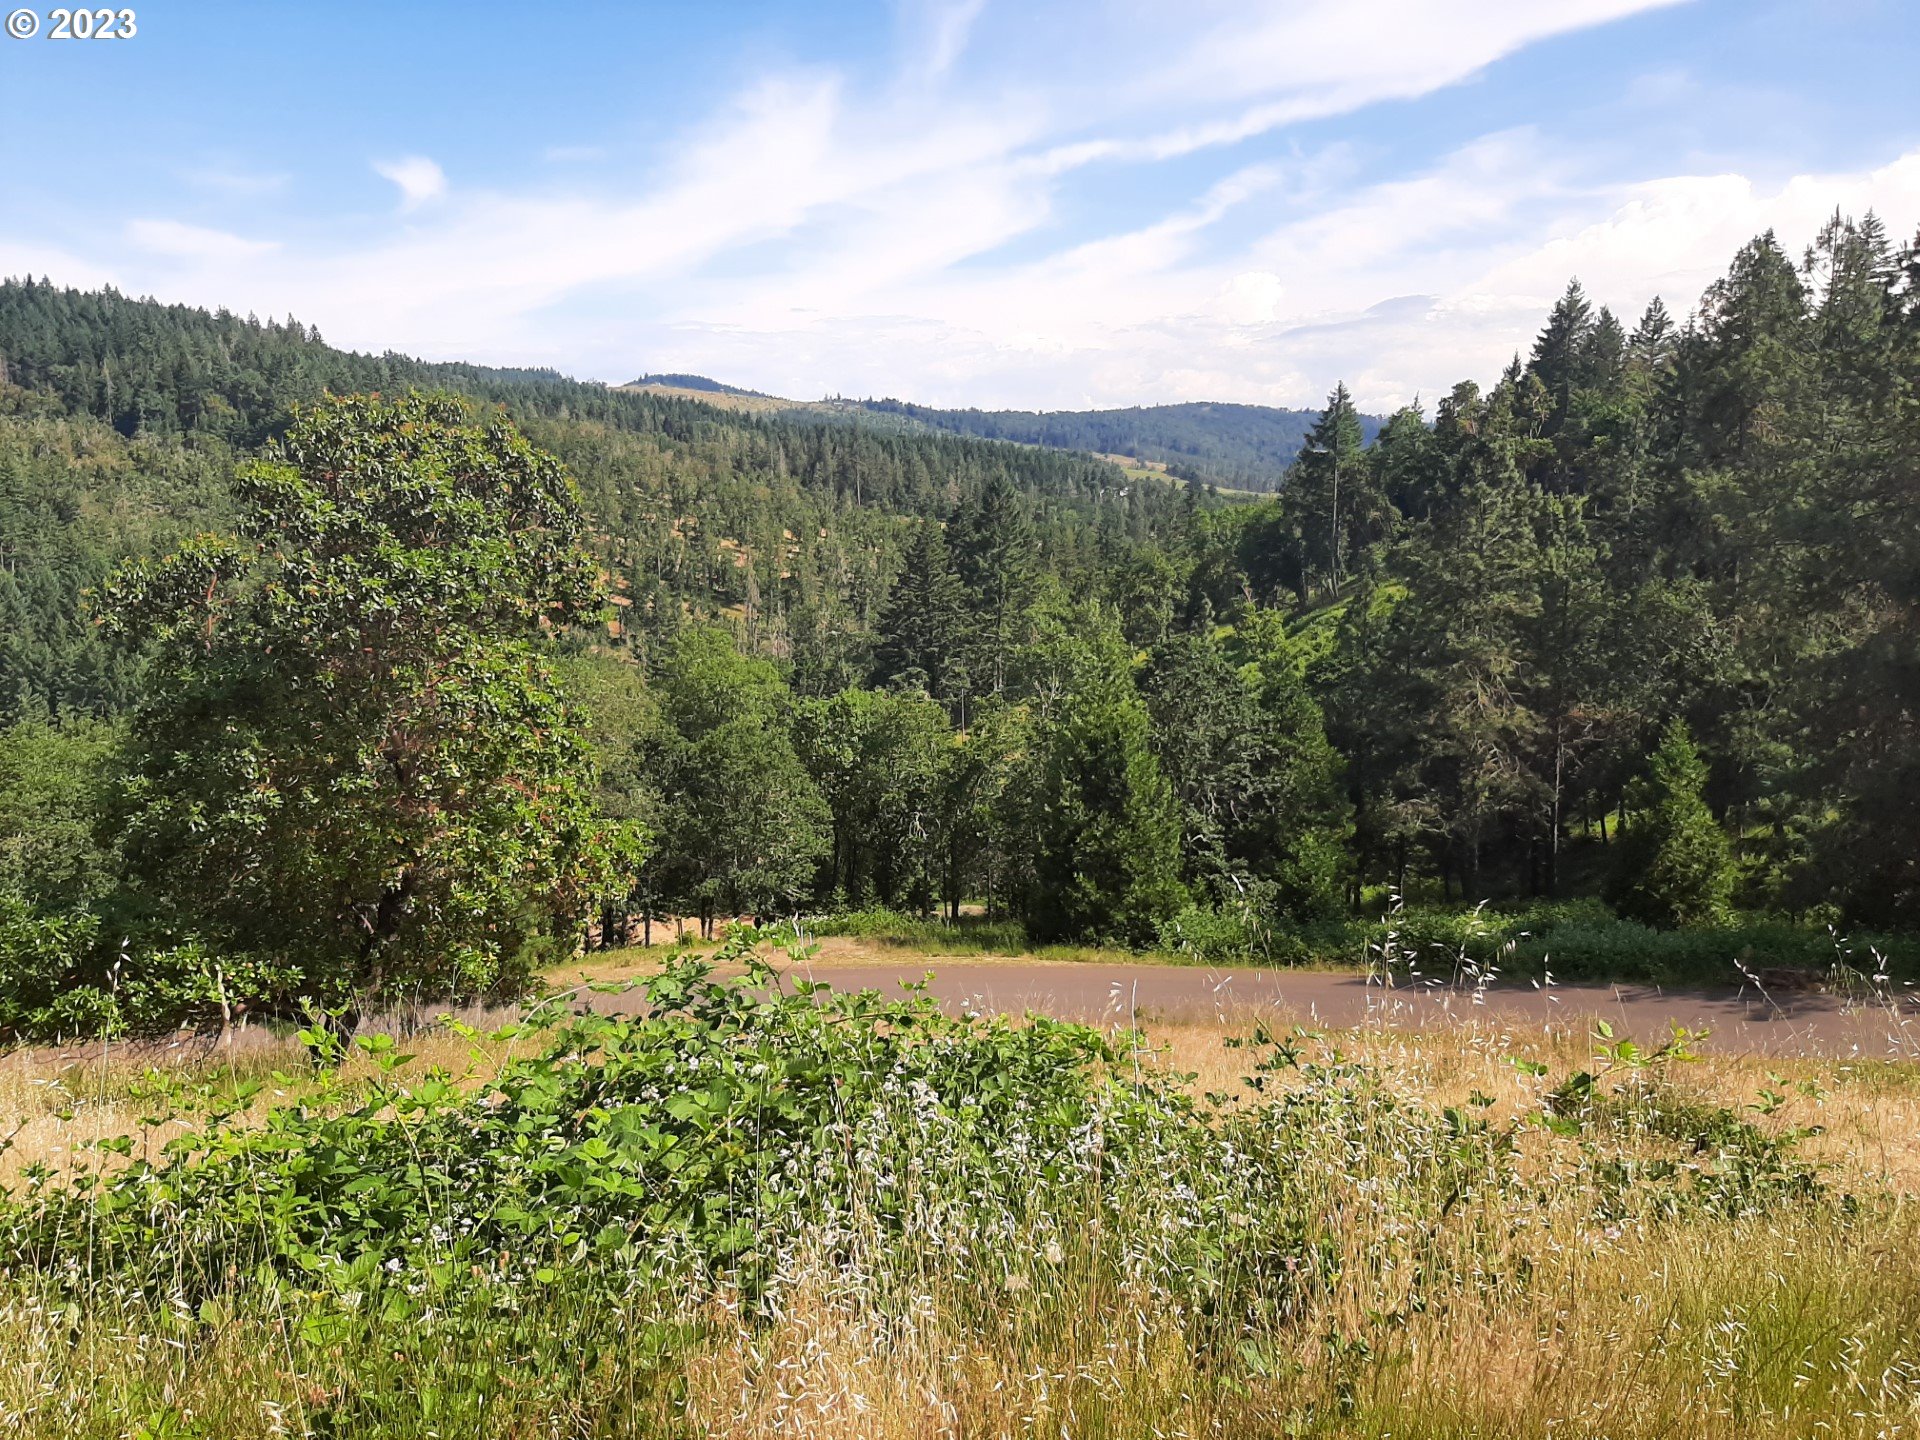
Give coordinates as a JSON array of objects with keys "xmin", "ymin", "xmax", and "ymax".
[
  {"xmin": 0, "ymin": 404, "xmax": 232, "ymax": 721},
  {"xmin": 0, "ymin": 716, "xmax": 121, "ymax": 911},
  {"xmin": 1537, "ymin": 1022, "xmax": 1823, "ymax": 1219},
  {"xmin": 0, "ymin": 928, "xmax": 1839, "ymax": 1436},
  {"xmin": 807, "ymin": 906, "xmax": 1031, "ymax": 953},
  {"xmin": 950, "ymin": 472, "xmax": 1041, "ymax": 698},
  {"xmin": 0, "ymin": 902, "xmax": 303, "ymax": 1041},
  {"xmin": 7, "ymin": 209, "xmax": 1920, "ymax": 960},
  {"xmin": 0, "ymin": 895, "xmax": 108, "ymax": 1039},
  {"xmin": 98, "ymin": 393, "xmax": 624, "ymax": 1014},
  {"xmin": 1141, "ymin": 621, "xmax": 1351, "ymax": 923},
  {"xmin": 793, "ymin": 687, "xmax": 953, "ymax": 912},
  {"xmin": 5, "ymin": 929, "xmax": 1129, "ymax": 1288},
  {"xmin": 869, "ymin": 521, "xmax": 969, "ymax": 705},
  {"xmin": 1154, "ymin": 900, "xmax": 1311, "ymax": 965},
  {"xmin": 1022, "ymin": 617, "xmax": 1187, "ymax": 945},
  {"xmin": 648, "ymin": 627, "xmax": 829, "ymax": 925},
  {"xmin": 1607, "ymin": 720, "xmax": 1735, "ymax": 929},
  {"xmin": 1346, "ymin": 897, "xmax": 1918, "ymax": 985}
]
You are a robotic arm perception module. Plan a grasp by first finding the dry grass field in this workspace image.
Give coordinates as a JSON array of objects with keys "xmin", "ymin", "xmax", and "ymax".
[{"xmin": 615, "ymin": 382, "xmax": 798, "ymax": 415}]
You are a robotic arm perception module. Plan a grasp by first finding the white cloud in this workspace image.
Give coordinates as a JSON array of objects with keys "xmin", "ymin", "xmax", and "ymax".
[
  {"xmin": 631, "ymin": 138, "xmax": 1920, "ymax": 414},
  {"xmin": 0, "ymin": 242, "xmax": 117, "ymax": 290},
  {"xmin": 373, "ymin": 156, "xmax": 448, "ymax": 211},
  {"xmin": 916, "ymin": 0, "xmax": 987, "ymax": 79},
  {"xmin": 179, "ymin": 165, "xmax": 290, "ymax": 197},
  {"xmin": 125, "ymin": 220, "xmax": 279, "ymax": 263},
  {"xmin": 1166, "ymin": 0, "xmax": 1690, "ymax": 108}
]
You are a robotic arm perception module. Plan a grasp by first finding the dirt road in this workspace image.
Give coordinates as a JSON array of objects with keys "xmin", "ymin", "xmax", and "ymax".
[{"xmin": 578, "ymin": 944, "xmax": 1920, "ymax": 1059}]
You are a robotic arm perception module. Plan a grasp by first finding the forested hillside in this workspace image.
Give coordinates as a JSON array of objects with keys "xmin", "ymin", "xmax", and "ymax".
[
  {"xmin": 1, "ymin": 211, "xmax": 1917, "ymax": 1037},
  {"xmin": 852, "ymin": 395, "xmax": 1386, "ymax": 489},
  {"xmin": 0, "ymin": 278, "xmax": 1184, "ymax": 717}
]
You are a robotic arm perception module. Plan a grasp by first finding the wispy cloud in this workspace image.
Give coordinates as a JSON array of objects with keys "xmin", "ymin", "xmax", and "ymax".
[
  {"xmin": 178, "ymin": 166, "xmax": 290, "ymax": 197},
  {"xmin": 916, "ymin": 0, "xmax": 987, "ymax": 79},
  {"xmin": 125, "ymin": 220, "xmax": 279, "ymax": 263},
  {"xmin": 373, "ymin": 156, "xmax": 448, "ymax": 211}
]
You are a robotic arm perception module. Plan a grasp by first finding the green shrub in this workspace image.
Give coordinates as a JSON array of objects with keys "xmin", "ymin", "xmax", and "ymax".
[
  {"xmin": 1355, "ymin": 898, "xmax": 1916, "ymax": 985},
  {"xmin": 1155, "ymin": 900, "xmax": 1319, "ymax": 965},
  {"xmin": 0, "ymin": 896, "xmax": 107, "ymax": 1041},
  {"xmin": 1157, "ymin": 902, "xmax": 1263, "ymax": 961},
  {"xmin": 7, "ymin": 926, "xmax": 1525, "ymax": 1317},
  {"xmin": 807, "ymin": 906, "xmax": 1030, "ymax": 953}
]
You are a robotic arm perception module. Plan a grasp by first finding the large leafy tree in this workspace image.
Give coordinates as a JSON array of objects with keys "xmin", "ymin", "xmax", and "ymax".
[
  {"xmin": 794, "ymin": 686, "xmax": 953, "ymax": 911},
  {"xmin": 648, "ymin": 626, "xmax": 830, "ymax": 931},
  {"xmin": 554, "ymin": 652, "xmax": 663, "ymax": 946},
  {"xmin": 101, "ymin": 393, "xmax": 624, "ymax": 1013}
]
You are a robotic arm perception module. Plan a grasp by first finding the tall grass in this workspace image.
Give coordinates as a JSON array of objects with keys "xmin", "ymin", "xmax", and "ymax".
[{"xmin": 0, "ymin": 925, "xmax": 1913, "ymax": 1437}]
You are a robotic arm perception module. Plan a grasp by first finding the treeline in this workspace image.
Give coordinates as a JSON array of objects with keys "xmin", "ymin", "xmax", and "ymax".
[
  {"xmin": 1274, "ymin": 213, "xmax": 1918, "ymax": 931},
  {"xmin": 828, "ymin": 214, "xmax": 1917, "ymax": 934},
  {"xmin": 852, "ymin": 396, "xmax": 1384, "ymax": 491}
]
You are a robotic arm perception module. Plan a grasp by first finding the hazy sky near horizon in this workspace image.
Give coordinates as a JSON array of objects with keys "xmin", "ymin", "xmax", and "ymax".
[{"xmin": 3, "ymin": 0, "xmax": 1918, "ymax": 412}]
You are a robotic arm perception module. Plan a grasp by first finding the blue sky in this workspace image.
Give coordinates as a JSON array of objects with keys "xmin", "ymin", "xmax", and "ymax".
[{"xmin": 3, "ymin": 0, "xmax": 1918, "ymax": 411}]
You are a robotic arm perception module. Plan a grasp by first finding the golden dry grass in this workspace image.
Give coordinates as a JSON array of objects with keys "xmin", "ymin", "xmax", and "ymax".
[{"xmin": 614, "ymin": 382, "xmax": 797, "ymax": 414}]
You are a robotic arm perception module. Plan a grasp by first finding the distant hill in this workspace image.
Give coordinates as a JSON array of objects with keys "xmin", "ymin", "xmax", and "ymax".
[
  {"xmin": 844, "ymin": 398, "xmax": 1385, "ymax": 492},
  {"xmin": 620, "ymin": 374, "xmax": 793, "ymax": 414},
  {"xmin": 619, "ymin": 377, "xmax": 1385, "ymax": 489},
  {"xmin": 625, "ymin": 372, "xmax": 773, "ymax": 398}
]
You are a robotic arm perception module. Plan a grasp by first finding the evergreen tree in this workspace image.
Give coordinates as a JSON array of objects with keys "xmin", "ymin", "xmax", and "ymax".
[
  {"xmin": 1377, "ymin": 412, "xmax": 1543, "ymax": 897},
  {"xmin": 1605, "ymin": 718, "xmax": 1733, "ymax": 929},
  {"xmin": 0, "ymin": 715, "xmax": 121, "ymax": 914},
  {"xmin": 1529, "ymin": 279, "xmax": 1595, "ymax": 427},
  {"xmin": 1142, "ymin": 623, "xmax": 1350, "ymax": 918},
  {"xmin": 1141, "ymin": 626, "xmax": 1261, "ymax": 890},
  {"xmin": 1274, "ymin": 383, "xmax": 1375, "ymax": 598},
  {"xmin": 871, "ymin": 521, "xmax": 969, "ymax": 709},
  {"xmin": 951, "ymin": 473, "xmax": 1039, "ymax": 696},
  {"xmin": 1370, "ymin": 402, "xmax": 1440, "ymax": 520},
  {"xmin": 1023, "ymin": 621, "xmax": 1185, "ymax": 945},
  {"xmin": 1629, "ymin": 296, "xmax": 1675, "ymax": 370}
]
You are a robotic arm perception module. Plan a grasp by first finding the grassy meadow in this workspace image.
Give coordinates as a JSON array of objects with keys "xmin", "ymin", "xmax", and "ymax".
[{"xmin": 0, "ymin": 927, "xmax": 1915, "ymax": 1438}]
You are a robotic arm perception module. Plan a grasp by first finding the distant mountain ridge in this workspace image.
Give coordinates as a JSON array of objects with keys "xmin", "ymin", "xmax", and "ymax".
[
  {"xmin": 618, "ymin": 374, "xmax": 1382, "ymax": 490},
  {"xmin": 844, "ymin": 397, "xmax": 1386, "ymax": 491}
]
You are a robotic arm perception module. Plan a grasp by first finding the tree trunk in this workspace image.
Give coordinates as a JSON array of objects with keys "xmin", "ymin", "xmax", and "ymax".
[{"xmin": 1547, "ymin": 733, "xmax": 1564, "ymax": 897}]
